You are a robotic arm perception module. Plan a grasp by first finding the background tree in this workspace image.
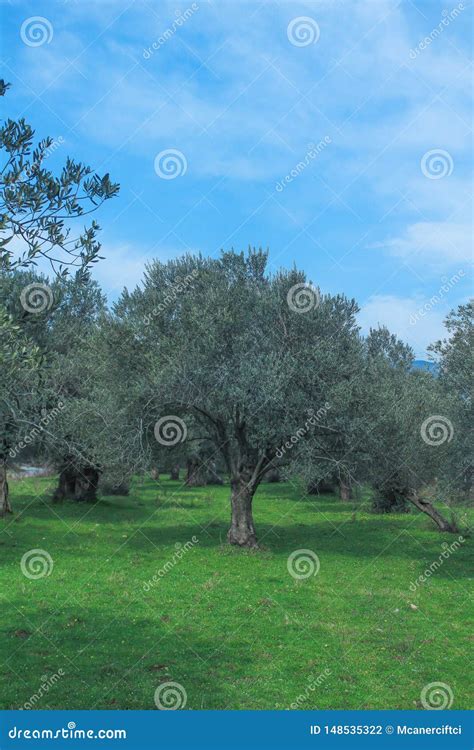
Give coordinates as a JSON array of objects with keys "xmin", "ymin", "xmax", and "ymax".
[
  {"xmin": 0, "ymin": 308, "xmax": 40, "ymax": 514},
  {"xmin": 429, "ymin": 302, "xmax": 473, "ymax": 500},
  {"xmin": 363, "ymin": 328, "xmax": 459, "ymax": 532}
]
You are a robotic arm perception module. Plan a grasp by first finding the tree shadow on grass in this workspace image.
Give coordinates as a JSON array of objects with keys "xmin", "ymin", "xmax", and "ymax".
[
  {"xmin": 0, "ymin": 606, "xmax": 252, "ymax": 710},
  {"xmin": 128, "ymin": 517, "xmax": 472, "ymax": 582}
]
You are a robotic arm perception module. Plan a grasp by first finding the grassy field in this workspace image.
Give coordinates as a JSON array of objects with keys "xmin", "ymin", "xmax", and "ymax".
[{"xmin": 1, "ymin": 476, "xmax": 472, "ymax": 710}]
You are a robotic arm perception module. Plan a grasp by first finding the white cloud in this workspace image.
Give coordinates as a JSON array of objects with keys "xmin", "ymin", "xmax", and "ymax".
[
  {"xmin": 91, "ymin": 242, "xmax": 200, "ymax": 298},
  {"xmin": 369, "ymin": 222, "xmax": 471, "ymax": 269},
  {"xmin": 358, "ymin": 293, "xmax": 447, "ymax": 357}
]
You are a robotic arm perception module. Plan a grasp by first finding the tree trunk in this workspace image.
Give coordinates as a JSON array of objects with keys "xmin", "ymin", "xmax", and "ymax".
[
  {"xmin": 53, "ymin": 462, "xmax": 98, "ymax": 503},
  {"xmin": 266, "ymin": 469, "xmax": 280, "ymax": 483},
  {"xmin": 339, "ymin": 479, "xmax": 352, "ymax": 501},
  {"xmin": 170, "ymin": 464, "xmax": 179, "ymax": 481},
  {"xmin": 53, "ymin": 462, "xmax": 77, "ymax": 502},
  {"xmin": 0, "ymin": 461, "xmax": 12, "ymax": 517},
  {"xmin": 74, "ymin": 467, "xmax": 99, "ymax": 502},
  {"xmin": 185, "ymin": 457, "xmax": 207, "ymax": 486},
  {"xmin": 409, "ymin": 494, "xmax": 459, "ymax": 533},
  {"xmin": 308, "ymin": 478, "xmax": 335, "ymax": 495},
  {"xmin": 227, "ymin": 478, "xmax": 258, "ymax": 548}
]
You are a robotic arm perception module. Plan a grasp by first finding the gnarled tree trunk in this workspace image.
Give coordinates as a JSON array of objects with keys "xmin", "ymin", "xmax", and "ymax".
[
  {"xmin": 185, "ymin": 456, "xmax": 207, "ymax": 486},
  {"xmin": 53, "ymin": 462, "xmax": 77, "ymax": 502},
  {"xmin": 0, "ymin": 461, "xmax": 12, "ymax": 517},
  {"xmin": 74, "ymin": 467, "xmax": 99, "ymax": 502},
  {"xmin": 53, "ymin": 461, "xmax": 99, "ymax": 503},
  {"xmin": 409, "ymin": 493, "xmax": 459, "ymax": 533},
  {"xmin": 339, "ymin": 479, "xmax": 352, "ymax": 501},
  {"xmin": 227, "ymin": 477, "xmax": 257, "ymax": 548}
]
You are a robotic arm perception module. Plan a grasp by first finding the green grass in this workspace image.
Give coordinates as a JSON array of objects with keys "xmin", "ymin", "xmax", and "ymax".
[{"xmin": 1, "ymin": 477, "xmax": 472, "ymax": 710}]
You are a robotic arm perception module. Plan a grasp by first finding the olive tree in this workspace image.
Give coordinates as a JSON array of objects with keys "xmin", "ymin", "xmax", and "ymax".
[
  {"xmin": 0, "ymin": 309, "xmax": 40, "ymax": 514},
  {"xmin": 0, "ymin": 80, "xmax": 118, "ymax": 513},
  {"xmin": 429, "ymin": 302, "xmax": 473, "ymax": 500},
  {"xmin": 113, "ymin": 249, "xmax": 361, "ymax": 547},
  {"xmin": 363, "ymin": 327, "xmax": 459, "ymax": 532},
  {"xmin": 0, "ymin": 81, "xmax": 118, "ymax": 276}
]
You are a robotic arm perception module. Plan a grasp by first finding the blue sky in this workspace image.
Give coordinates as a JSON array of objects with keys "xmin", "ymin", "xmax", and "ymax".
[{"xmin": 1, "ymin": 0, "xmax": 472, "ymax": 356}]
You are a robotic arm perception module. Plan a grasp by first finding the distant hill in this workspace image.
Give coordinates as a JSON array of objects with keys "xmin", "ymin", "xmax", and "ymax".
[{"xmin": 413, "ymin": 359, "xmax": 437, "ymax": 374}]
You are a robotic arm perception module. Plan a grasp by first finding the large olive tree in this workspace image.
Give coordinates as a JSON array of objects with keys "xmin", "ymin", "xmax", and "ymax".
[{"xmin": 113, "ymin": 249, "xmax": 361, "ymax": 547}]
